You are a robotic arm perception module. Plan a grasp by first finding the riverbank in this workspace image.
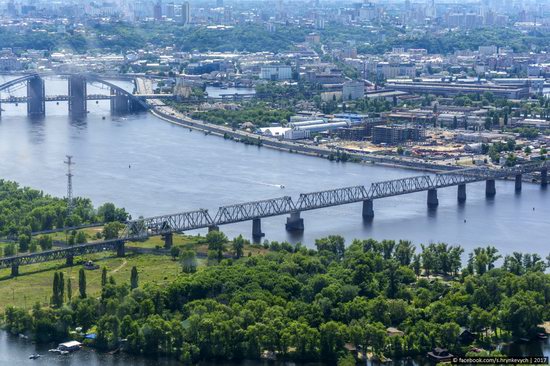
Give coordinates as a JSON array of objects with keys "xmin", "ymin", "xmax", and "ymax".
[{"xmin": 148, "ymin": 104, "xmax": 459, "ymax": 174}]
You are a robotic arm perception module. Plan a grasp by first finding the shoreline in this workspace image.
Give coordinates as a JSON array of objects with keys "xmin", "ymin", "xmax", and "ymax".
[{"xmin": 148, "ymin": 106, "xmax": 459, "ymax": 174}]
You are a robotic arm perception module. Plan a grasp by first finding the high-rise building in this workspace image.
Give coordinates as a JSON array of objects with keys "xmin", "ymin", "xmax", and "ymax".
[
  {"xmin": 153, "ymin": 0, "xmax": 162, "ymax": 20},
  {"xmin": 166, "ymin": 2, "xmax": 175, "ymax": 18},
  {"xmin": 180, "ymin": 1, "xmax": 190, "ymax": 24}
]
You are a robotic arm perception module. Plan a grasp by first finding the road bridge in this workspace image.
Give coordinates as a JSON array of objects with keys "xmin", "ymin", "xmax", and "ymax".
[
  {"xmin": 1, "ymin": 161, "xmax": 548, "ymax": 276},
  {"xmin": 0, "ymin": 73, "xmax": 168, "ymax": 117}
]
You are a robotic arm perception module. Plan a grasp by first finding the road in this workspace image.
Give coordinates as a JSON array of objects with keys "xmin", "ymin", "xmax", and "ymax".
[{"xmin": 136, "ymin": 78, "xmax": 463, "ymax": 173}]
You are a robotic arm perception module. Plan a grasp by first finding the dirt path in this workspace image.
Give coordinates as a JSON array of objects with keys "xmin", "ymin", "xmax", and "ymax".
[{"xmin": 111, "ymin": 259, "xmax": 128, "ymax": 273}]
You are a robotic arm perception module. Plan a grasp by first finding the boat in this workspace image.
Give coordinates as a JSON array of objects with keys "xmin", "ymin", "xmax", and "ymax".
[
  {"xmin": 60, "ymin": 350, "xmax": 70, "ymax": 355},
  {"xmin": 280, "ymin": 185, "xmax": 285, "ymax": 189},
  {"xmin": 537, "ymin": 333, "xmax": 548, "ymax": 340},
  {"xmin": 29, "ymin": 354, "xmax": 41, "ymax": 360},
  {"xmin": 427, "ymin": 348, "xmax": 454, "ymax": 362},
  {"xmin": 58, "ymin": 340, "xmax": 82, "ymax": 352}
]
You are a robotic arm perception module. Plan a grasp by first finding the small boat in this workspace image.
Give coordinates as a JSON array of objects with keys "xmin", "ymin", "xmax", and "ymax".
[
  {"xmin": 49, "ymin": 348, "xmax": 60, "ymax": 353},
  {"xmin": 60, "ymin": 350, "xmax": 69, "ymax": 355},
  {"xmin": 280, "ymin": 185, "xmax": 285, "ymax": 189},
  {"xmin": 29, "ymin": 354, "xmax": 41, "ymax": 360},
  {"xmin": 427, "ymin": 348, "xmax": 454, "ymax": 362},
  {"xmin": 537, "ymin": 333, "xmax": 548, "ymax": 340}
]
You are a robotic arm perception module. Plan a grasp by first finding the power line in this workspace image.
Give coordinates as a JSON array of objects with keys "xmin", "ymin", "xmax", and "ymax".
[{"xmin": 64, "ymin": 155, "xmax": 74, "ymax": 216}]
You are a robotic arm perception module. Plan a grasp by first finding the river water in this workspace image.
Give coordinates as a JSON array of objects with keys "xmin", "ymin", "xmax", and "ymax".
[
  {"xmin": 0, "ymin": 76, "xmax": 549, "ymax": 364},
  {"xmin": 0, "ymin": 76, "xmax": 549, "ymax": 254}
]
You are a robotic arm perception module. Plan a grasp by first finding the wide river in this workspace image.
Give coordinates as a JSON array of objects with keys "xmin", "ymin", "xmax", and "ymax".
[{"xmin": 0, "ymin": 76, "xmax": 549, "ymax": 364}]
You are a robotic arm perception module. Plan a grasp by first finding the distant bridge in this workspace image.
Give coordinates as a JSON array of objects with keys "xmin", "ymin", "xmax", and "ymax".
[
  {"xmin": 0, "ymin": 73, "xmax": 172, "ymax": 117},
  {"xmin": 1, "ymin": 161, "xmax": 548, "ymax": 276}
]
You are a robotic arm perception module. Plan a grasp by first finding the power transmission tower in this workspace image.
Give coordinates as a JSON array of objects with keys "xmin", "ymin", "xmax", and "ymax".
[{"xmin": 64, "ymin": 155, "xmax": 74, "ymax": 215}]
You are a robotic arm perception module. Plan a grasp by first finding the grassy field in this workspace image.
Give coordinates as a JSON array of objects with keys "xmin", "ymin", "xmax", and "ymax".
[
  {"xmin": 0, "ymin": 232, "xmax": 268, "ymax": 312},
  {"xmin": 0, "ymin": 252, "xmax": 186, "ymax": 312}
]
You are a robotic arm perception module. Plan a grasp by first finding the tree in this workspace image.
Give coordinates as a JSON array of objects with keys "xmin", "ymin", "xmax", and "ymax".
[
  {"xmin": 315, "ymin": 235, "xmax": 345, "ymax": 259},
  {"xmin": 75, "ymin": 231, "xmax": 87, "ymax": 244},
  {"xmin": 79, "ymin": 268, "xmax": 87, "ymax": 298},
  {"xmin": 4, "ymin": 243, "xmax": 16, "ymax": 256},
  {"xmin": 319, "ymin": 321, "xmax": 346, "ymax": 361},
  {"xmin": 499, "ymin": 291, "xmax": 544, "ymax": 337},
  {"xmin": 102, "ymin": 222, "xmax": 125, "ymax": 240},
  {"xmin": 38, "ymin": 235, "xmax": 53, "ymax": 251},
  {"xmin": 232, "ymin": 234, "xmax": 246, "ymax": 258},
  {"xmin": 18, "ymin": 234, "xmax": 31, "ymax": 252},
  {"xmin": 181, "ymin": 250, "xmax": 197, "ymax": 273},
  {"xmin": 206, "ymin": 230, "xmax": 228, "ymax": 262},
  {"xmin": 101, "ymin": 267, "xmax": 108, "ymax": 287},
  {"xmin": 51, "ymin": 272, "xmax": 61, "ymax": 308},
  {"xmin": 130, "ymin": 266, "xmax": 139, "ymax": 289},
  {"xmin": 170, "ymin": 246, "xmax": 180, "ymax": 260},
  {"xmin": 67, "ymin": 278, "xmax": 72, "ymax": 301},
  {"xmin": 97, "ymin": 202, "xmax": 128, "ymax": 223}
]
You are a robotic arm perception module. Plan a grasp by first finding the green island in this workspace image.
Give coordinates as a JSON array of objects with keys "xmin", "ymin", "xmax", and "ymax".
[{"xmin": 1, "ymin": 181, "xmax": 550, "ymax": 365}]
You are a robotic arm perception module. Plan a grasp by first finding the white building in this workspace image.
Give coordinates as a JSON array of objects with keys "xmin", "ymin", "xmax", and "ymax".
[{"xmin": 259, "ymin": 65, "xmax": 292, "ymax": 80}]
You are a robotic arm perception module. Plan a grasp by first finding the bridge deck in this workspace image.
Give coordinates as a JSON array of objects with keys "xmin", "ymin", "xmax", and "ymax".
[{"xmin": 1, "ymin": 161, "xmax": 547, "ymax": 270}]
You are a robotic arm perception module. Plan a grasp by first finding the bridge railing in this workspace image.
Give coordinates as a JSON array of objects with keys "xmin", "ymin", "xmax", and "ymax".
[
  {"xmin": 214, "ymin": 197, "xmax": 295, "ymax": 225},
  {"xmin": 296, "ymin": 186, "xmax": 368, "ymax": 211}
]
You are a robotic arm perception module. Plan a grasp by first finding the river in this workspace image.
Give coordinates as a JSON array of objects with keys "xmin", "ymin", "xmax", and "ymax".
[
  {"xmin": 0, "ymin": 76, "xmax": 549, "ymax": 253},
  {"xmin": 0, "ymin": 76, "xmax": 549, "ymax": 364}
]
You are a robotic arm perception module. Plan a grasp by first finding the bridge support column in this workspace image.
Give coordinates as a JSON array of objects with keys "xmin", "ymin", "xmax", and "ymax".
[
  {"xmin": 252, "ymin": 218, "xmax": 265, "ymax": 239},
  {"xmin": 362, "ymin": 199, "xmax": 374, "ymax": 219},
  {"xmin": 208, "ymin": 225, "xmax": 219, "ymax": 233},
  {"xmin": 27, "ymin": 75, "xmax": 45, "ymax": 117},
  {"xmin": 457, "ymin": 184, "xmax": 466, "ymax": 203},
  {"xmin": 66, "ymin": 255, "xmax": 74, "ymax": 266},
  {"xmin": 427, "ymin": 189, "xmax": 438, "ymax": 208},
  {"xmin": 116, "ymin": 241, "xmax": 125, "ymax": 257},
  {"xmin": 541, "ymin": 168, "xmax": 548, "ymax": 186},
  {"xmin": 110, "ymin": 88, "xmax": 130, "ymax": 115},
  {"xmin": 68, "ymin": 75, "xmax": 87, "ymax": 117},
  {"xmin": 285, "ymin": 211, "xmax": 304, "ymax": 232},
  {"xmin": 163, "ymin": 233, "xmax": 173, "ymax": 249},
  {"xmin": 515, "ymin": 174, "xmax": 522, "ymax": 192},
  {"xmin": 486, "ymin": 179, "xmax": 496, "ymax": 197},
  {"xmin": 11, "ymin": 264, "xmax": 19, "ymax": 277}
]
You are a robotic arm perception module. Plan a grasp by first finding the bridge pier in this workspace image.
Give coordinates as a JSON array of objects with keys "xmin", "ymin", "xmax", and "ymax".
[
  {"xmin": 208, "ymin": 225, "xmax": 219, "ymax": 233},
  {"xmin": 110, "ymin": 88, "xmax": 130, "ymax": 115},
  {"xmin": 515, "ymin": 174, "xmax": 522, "ymax": 192},
  {"xmin": 162, "ymin": 233, "xmax": 173, "ymax": 249},
  {"xmin": 362, "ymin": 199, "xmax": 374, "ymax": 219},
  {"xmin": 486, "ymin": 179, "xmax": 496, "ymax": 197},
  {"xmin": 27, "ymin": 75, "xmax": 45, "ymax": 117},
  {"xmin": 68, "ymin": 75, "xmax": 87, "ymax": 117},
  {"xmin": 116, "ymin": 241, "xmax": 125, "ymax": 257},
  {"xmin": 541, "ymin": 168, "xmax": 548, "ymax": 186},
  {"xmin": 457, "ymin": 184, "xmax": 466, "ymax": 203},
  {"xmin": 66, "ymin": 255, "xmax": 74, "ymax": 266},
  {"xmin": 252, "ymin": 218, "xmax": 265, "ymax": 239},
  {"xmin": 285, "ymin": 211, "xmax": 304, "ymax": 232},
  {"xmin": 427, "ymin": 189, "xmax": 439, "ymax": 208},
  {"xmin": 11, "ymin": 264, "xmax": 19, "ymax": 277}
]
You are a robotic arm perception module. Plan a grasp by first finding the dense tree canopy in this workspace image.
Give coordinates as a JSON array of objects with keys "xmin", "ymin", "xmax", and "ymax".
[{"xmin": 4, "ymin": 236, "xmax": 550, "ymax": 364}]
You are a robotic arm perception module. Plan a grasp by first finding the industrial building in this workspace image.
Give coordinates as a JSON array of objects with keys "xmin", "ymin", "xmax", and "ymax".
[
  {"xmin": 385, "ymin": 81, "xmax": 529, "ymax": 99},
  {"xmin": 372, "ymin": 125, "xmax": 425, "ymax": 145},
  {"xmin": 342, "ymin": 81, "xmax": 365, "ymax": 100}
]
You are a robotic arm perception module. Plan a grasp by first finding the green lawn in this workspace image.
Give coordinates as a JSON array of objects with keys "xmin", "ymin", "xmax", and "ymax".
[{"xmin": 0, "ymin": 253, "xmax": 185, "ymax": 311}]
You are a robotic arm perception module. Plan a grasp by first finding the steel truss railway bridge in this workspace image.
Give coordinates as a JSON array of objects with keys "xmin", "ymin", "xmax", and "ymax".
[
  {"xmin": 0, "ymin": 73, "xmax": 170, "ymax": 117},
  {"xmin": 1, "ymin": 161, "xmax": 548, "ymax": 276}
]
